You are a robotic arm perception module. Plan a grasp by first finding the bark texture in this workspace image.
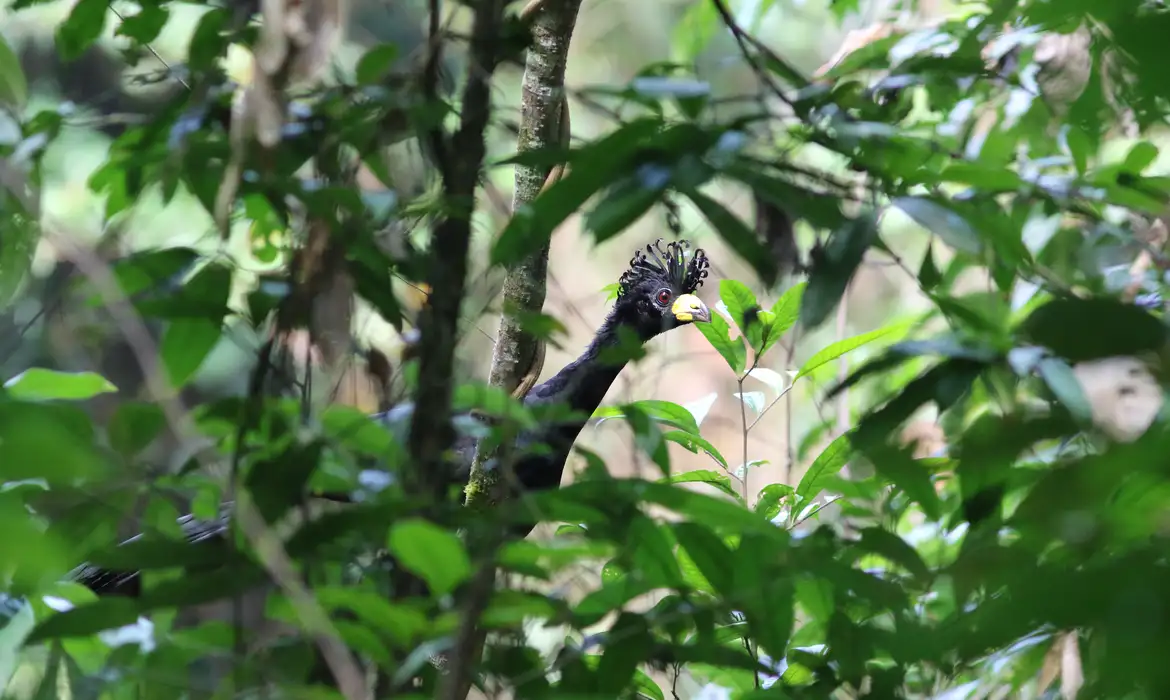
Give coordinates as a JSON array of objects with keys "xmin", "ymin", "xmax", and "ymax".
[
  {"xmin": 407, "ymin": 0, "xmax": 511, "ymax": 497},
  {"xmin": 464, "ymin": 0, "xmax": 584, "ymax": 506}
]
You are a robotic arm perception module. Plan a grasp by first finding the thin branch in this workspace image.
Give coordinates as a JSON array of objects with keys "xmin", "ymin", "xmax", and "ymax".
[
  {"xmin": 407, "ymin": 0, "xmax": 512, "ymax": 497},
  {"xmin": 436, "ymin": 555, "xmax": 500, "ymax": 700}
]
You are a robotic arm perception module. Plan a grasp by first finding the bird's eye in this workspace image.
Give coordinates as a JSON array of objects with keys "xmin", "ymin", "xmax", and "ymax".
[{"xmin": 656, "ymin": 289, "xmax": 673, "ymax": 305}]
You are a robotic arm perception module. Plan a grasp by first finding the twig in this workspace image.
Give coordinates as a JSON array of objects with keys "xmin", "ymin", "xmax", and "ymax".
[
  {"xmin": 436, "ymin": 555, "xmax": 499, "ymax": 700},
  {"xmin": 795, "ymin": 495, "xmax": 843, "ymax": 526}
]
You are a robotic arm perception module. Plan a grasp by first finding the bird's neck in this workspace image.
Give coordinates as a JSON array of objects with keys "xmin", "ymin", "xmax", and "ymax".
[{"xmin": 528, "ymin": 307, "xmax": 651, "ymax": 415}]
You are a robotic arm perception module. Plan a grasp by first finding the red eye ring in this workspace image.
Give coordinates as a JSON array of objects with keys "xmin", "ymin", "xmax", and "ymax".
[{"xmin": 656, "ymin": 289, "xmax": 673, "ymax": 305}]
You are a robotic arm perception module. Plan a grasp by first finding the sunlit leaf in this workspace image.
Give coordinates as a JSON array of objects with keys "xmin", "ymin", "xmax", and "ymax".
[
  {"xmin": 594, "ymin": 399, "xmax": 701, "ymax": 435},
  {"xmin": 734, "ymin": 391, "xmax": 765, "ymax": 415},
  {"xmin": 720, "ymin": 279, "xmax": 759, "ymax": 338},
  {"xmin": 747, "ymin": 367, "xmax": 788, "ymax": 397},
  {"xmin": 659, "ymin": 468, "xmax": 740, "ymax": 501},
  {"xmin": 697, "ymin": 313, "xmax": 747, "ymax": 373},
  {"xmin": 682, "ymin": 391, "xmax": 719, "ymax": 427},
  {"xmin": 386, "ymin": 519, "xmax": 472, "ymax": 597},
  {"xmin": 770, "ymin": 281, "xmax": 805, "ymax": 337},
  {"xmin": 795, "ymin": 433, "xmax": 851, "ymax": 507},
  {"xmin": 4, "ymin": 369, "xmax": 116, "ymax": 401},
  {"xmin": 755, "ymin": 483, "xmax": 795, "ymax": 522},
  {"xmin": 795, "ymin": 324, "xmax": 902, "ymax": 381},
  {"xmin": 674, "ymin": 522, "xmax": 735, "ymax": 594}
]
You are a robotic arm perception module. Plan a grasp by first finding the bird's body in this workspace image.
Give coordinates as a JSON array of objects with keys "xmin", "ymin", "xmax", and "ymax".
[{"xmin": 71, "ymin": 240, "xmax": 712, "ymax": 598}]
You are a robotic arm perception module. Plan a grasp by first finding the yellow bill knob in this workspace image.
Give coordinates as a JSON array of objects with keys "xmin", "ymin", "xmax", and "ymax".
[{"xmin": 672, "ymin": 294, "xmax": 711, "ymax": 323}]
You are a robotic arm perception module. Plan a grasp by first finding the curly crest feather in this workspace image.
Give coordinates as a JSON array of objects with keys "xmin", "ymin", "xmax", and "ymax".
[{"xmin": 618, "ymin": 239, "xmax": 709, "ymax": 298}]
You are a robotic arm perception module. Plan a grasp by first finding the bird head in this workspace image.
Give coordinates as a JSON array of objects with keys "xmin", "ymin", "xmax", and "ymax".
[{"xmin": 615, "ymin": 238, "xmax": 712, "ymax": 337}]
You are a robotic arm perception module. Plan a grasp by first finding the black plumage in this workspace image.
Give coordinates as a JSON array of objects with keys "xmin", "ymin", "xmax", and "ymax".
[{"xmin": 71, "ymin": 239, "xmax": 712, "ymax": 596}]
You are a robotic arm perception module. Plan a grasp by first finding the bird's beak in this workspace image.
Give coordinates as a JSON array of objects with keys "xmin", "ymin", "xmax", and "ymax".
[{"xmin": 671, "ymin": 294, "xmax": 711, "ymax": 323}]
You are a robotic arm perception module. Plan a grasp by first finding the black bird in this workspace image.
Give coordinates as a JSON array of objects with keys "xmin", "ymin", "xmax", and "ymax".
[{"xmin": 71, "ymin": 239, "xmax": 712, "ymax": 597}]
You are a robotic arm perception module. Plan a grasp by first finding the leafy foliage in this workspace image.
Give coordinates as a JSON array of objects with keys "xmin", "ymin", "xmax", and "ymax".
[{"xmin": 4, "ymin": 0, "xmax": 1170, "ymax": 698}]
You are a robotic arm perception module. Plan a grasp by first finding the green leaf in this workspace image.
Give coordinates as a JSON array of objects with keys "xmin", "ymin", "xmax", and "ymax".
[
  {"xmin": 673, "ymin": 522, "xmax": 735, "ymax": 594},
  {"xmin": 246, "ymin": 441, "xmax": 323, "ymax": 523},
  {"xmin": 27, "ymin": 598, "xmax": 141, "ymax": 643},
  {"xmin": 734, "ymin": 391, "xmax": 765, "ymax": 414},
  {"xmin": 154, "ymin": 260, "xmax": 232, "ymax": 388},
  {"xmin": 746, "ymin": 367, "xmax": 787, "ymax": 398},
  {"xmin": 869, "ymin": 445, "xmax": 943, "ymax": 522},
  {"xmin": 659, "ymin": 468, "xmax": 740, "ymax": 500},
  {"xmin": 1021, "ymin": 297, "xmax": 1167, "ymax": 363},
  {"xmin": 855, "ymin": 527, "xmax": 931, "ymax": 582},
  {"xmin": 85, "ymin": 535, "xmax": 236, "ymax": 572},
  {"xmin": 754, "ymin": 483, "xmax": 795, "ymax": 522},
  {"xmin": 355, "ymin": 43, "xmax": 399, "ymax": 84},
  {"xmin": 671, "ymin": 0, "xmax": 718, "ymax": 62},
  {"xmin": 628, "ymin": 515, "xmax": 683, "ymax": 587},
  {"xmin": 720, "ymin": 279, "xmax": 758, "ymax": 337},
  {"xmin": 0, "ymin": 196, "xmax": 40, "ymax": 309},
  {"xmin": 697, "ymin": 312, "xmax": 747, "ymax": 373},
  {"xmin": 685, "ymin": 188, "xmax": 779, "ymax": 285},
  {"xmin": 623, "ymin": 407, "xmax": 671, "ymax": 475},
  {"xmin": 114, "ymin": 3, "xmax": 169, "ymax": 43},
  {"xmin": 107, "ymin": 401, "xmax": 165, "ymax": 457},
  {"xmin": 1066, "ymin": 126, "xmax": 1092, "ymax": 174},
  {"xmin": 585, "ymin": 183, "xmax": 664, "ymax": 242},
  {"xmin": 595, "ymin": 613, "xmax": 654, "ymax": 694},
  {"xmin": 1124, "ymin": 141, "xmax": 1159, "ymax": 173},
  {"xmin": 160, "ymin": 319, "xmax": 222, "ymax": 389},
  {"xmin": 918, "ymin": 242, "xmax": 941, "ymax": 291},
  {"xmin": 594, "ymin": 399, "xmax": 701, "ymax": 435},
  {"xmin": 633, "ymin": 668, "xmax": 666, "ymax": 700},
  {"xmin": 3, "ymin": 369, "xmax": 117, "ymax": 401},
  {"xmin": 795, "ymin": 433, "xmax": 851, "ymax": 507},
  {"xmin": 492, "ymin": 119, "xmax": 663, "ymax": 266},
  {"xmin": 1036, "ymin": 357, "xmax": 1094, "ymax": 424},
  {"xmin": 663, "ymin": 430, "xmax": 729, "ymax": 471},
  {"xmin": 893, "ymin": 196, "xmax": 983, "ymax": 256},
  {"xmin": 939, "ymin": 163, "xmax": 1023, "ymax": 191},
  {"xmin": 770, "ymin": 281, "xmax": 805, "ymax": 337},
  {"xmin": 639, "ymin": 489, "xmax": 780, "ymax": 543},
  {"xmin": 314, "ymin": 586, "xmax": 427, "ymax": 648},
  {"xmin": 55, "ymin": 0, "xmax": 110, "ymax": 61},
  {"xmin": 732, "ymin": 533, "xmax": 795, "ymax": 656},
  {"xmin": 802, "ymin": 215, "xmax": 878, "ymax": 328},
  {"xmin": 795, "ymin": 324, "xmax": 901, "ymax": 381},
  {"xmin": 0, "ymin": 34, "xmax": 27, "ymax": 108},
  {"xmin": 386, "ymin": 519, "xmax": 472, "ymax": 597},
  {"xmin": 101, "ymin": 247, "xmax": 201, "ymax": 305}
]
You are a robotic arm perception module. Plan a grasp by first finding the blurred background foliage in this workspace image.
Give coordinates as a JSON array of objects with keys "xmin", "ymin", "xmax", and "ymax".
[{"xmin": 3, "ymin": 0, "xmax": 1170, "ymax": 698}]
